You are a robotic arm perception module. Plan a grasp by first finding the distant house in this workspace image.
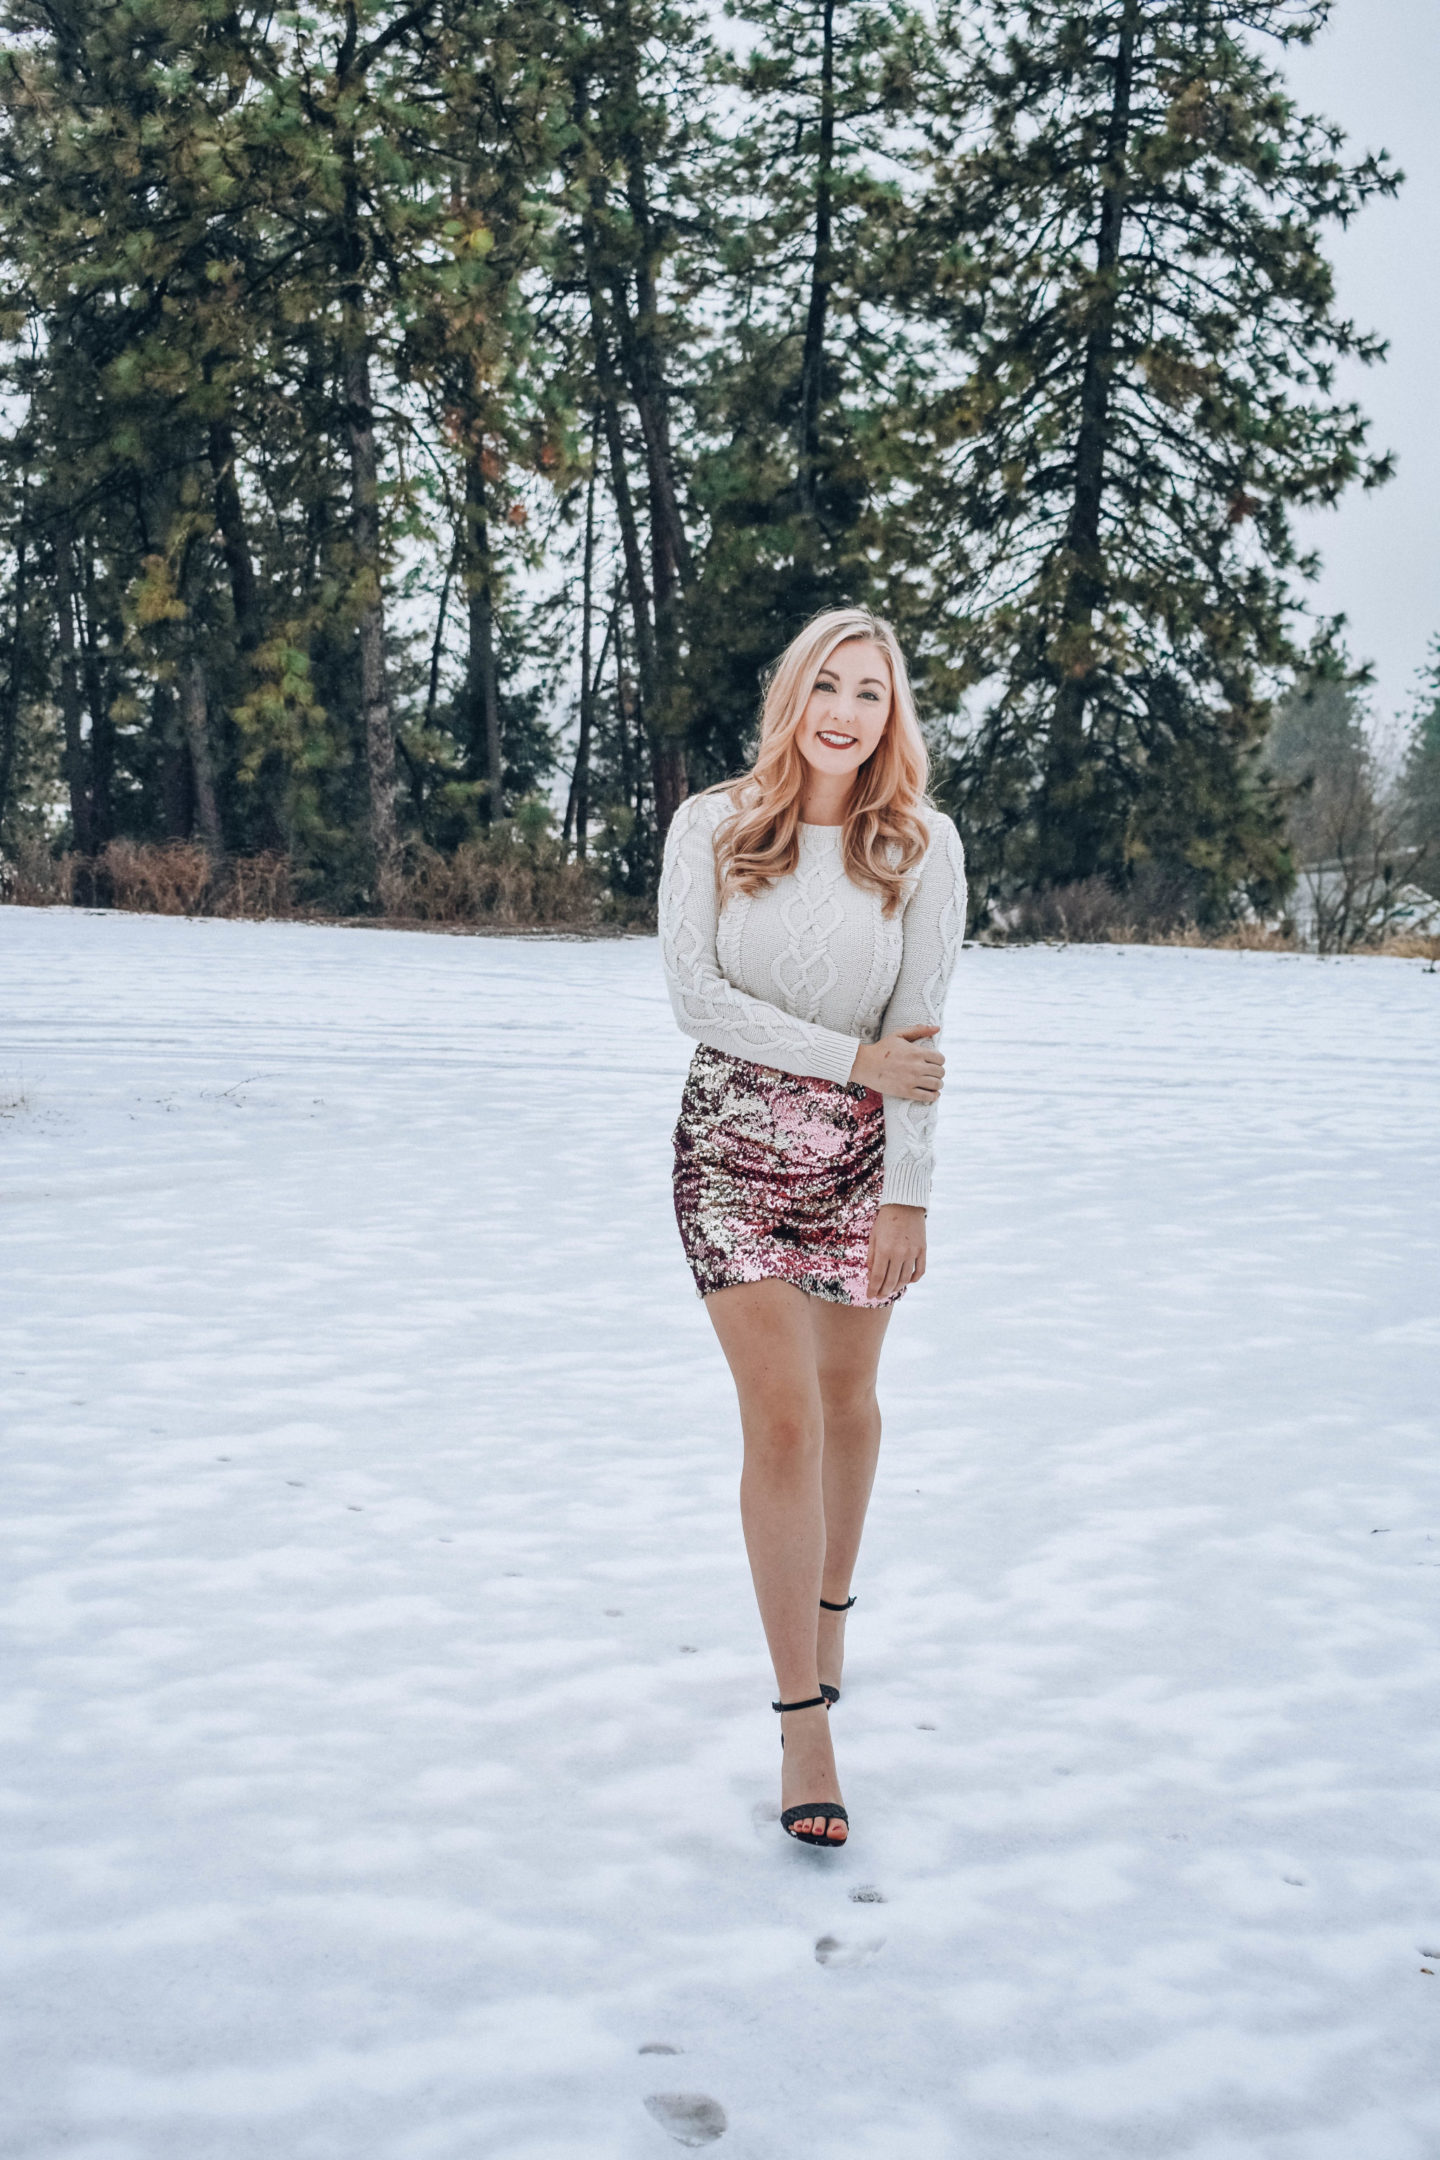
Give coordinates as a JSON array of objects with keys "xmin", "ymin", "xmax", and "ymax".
[{"xmin": 1288, "ymin": 853, "xmax": 1440, "ymax": 951}]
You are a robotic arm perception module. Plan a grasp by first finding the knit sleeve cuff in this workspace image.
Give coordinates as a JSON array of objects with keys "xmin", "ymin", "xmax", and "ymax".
[
  {"xmin": 810, "ymin": 1030, "xmax": 863, "ymax": 1087},
  {"xmin": 880, "ymin": 1157, "xmax": 931, "ymax": 1210}
]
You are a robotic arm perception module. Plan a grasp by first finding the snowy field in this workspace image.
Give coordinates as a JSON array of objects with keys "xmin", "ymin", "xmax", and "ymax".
[{"xmin": 2, "ymin": 907, "xmax": 1438, "ymax": 2160}]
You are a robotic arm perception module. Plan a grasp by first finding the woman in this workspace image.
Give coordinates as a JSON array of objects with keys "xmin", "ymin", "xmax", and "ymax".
[{"xmin": 659, "ymin": 607, "xmax": 966, "ymax": 1847}]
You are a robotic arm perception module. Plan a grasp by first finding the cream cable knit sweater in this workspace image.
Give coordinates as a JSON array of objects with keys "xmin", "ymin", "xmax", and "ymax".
[{"xmin": 659, "ymin": 790, "xmax": 966, "ymax": 1208}]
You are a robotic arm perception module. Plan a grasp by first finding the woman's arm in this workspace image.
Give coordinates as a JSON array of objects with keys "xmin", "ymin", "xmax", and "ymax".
[
  {"xmin": 659, "ymin": 795, "xmax": 863, "ymax": 1083},
  {"xmin": 873, "ymin": 816, "xmax": 967, "ymax": 1209}
]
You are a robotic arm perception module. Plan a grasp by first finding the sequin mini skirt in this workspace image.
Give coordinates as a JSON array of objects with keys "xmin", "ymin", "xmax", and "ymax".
[{"xmin": 672, "ymin": 1045, "xmax": 899, "ymax": 1307}]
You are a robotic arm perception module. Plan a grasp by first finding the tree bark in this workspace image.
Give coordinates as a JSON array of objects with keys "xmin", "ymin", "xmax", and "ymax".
[
  {"xmin": 564, "ymin": 453, "xmax": 599, "ymax": 858},
  {"xmin": 608, "ymin": 122, "xmax": 689, "ymax": 840},
  {"xmin": 1039, "ymin": 0, "xmax": 1139, "ymax": 882},
  {"xmin": 339, "ymin": 157, "xmax": 400, "ymax": 898},
  {"xmin": 154, "ymin": 680, "xmax": 193, "ymax": 839},
  {"xmin": 54, "ymin": 528, "xmax": 92, "ymax": 857},
  {"xmin": 576, "ymin": 36, "xmax": 687, "ymax": 847},
  {"xmin": 607, "ymin": 276, "xmax": 688, "ymax": 839},
  {"xmin": 464, "ymin": 449, "xmax": 503, "ymax": 819},
  {"xmin": 0, "ymin": 524, "xmax": 27, "ymax": 836},
  {"xmin": 180, "ymin": 652, "xmax": 224, "ymax": 857},
  {"xmin": 81, "ymin": 549, "xmax": 114, "ymax": 850},
  {"xmin": 207, "ymin": 416, "xmax": 260, "ymax": 651},
  {"xmin": 424, "ymin": 552, "xmax": 453, "ymax": 735},
  {"xmin": 796, "ymin": 0, "xmax": 836, "ymax": 520}
]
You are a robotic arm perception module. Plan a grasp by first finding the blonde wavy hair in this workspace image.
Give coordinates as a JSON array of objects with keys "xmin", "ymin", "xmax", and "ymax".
[{"xmin": 713, "ymin": 608, "xmax": 930, "ymax": 916}]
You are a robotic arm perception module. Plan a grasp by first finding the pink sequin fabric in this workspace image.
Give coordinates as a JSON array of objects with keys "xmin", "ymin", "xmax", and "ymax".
[{"xmin": 672, "ymin": 1045, "xmax": 901, "ymax": 1307}]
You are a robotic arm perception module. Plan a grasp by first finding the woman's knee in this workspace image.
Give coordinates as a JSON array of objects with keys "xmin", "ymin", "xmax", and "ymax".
[
  {"xmin": 818, "ymin": 1379, "xmax": 879, "ymax": 1431},
  {"xmin": 744, "ymin": 1408, "xmax": 823, "ymax": 1469}
]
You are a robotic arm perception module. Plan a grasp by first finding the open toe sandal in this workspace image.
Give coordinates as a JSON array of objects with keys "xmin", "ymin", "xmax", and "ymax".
[{"xmin": 772, "ymin": 1694, "xmax": 849, "ymax": 1847}]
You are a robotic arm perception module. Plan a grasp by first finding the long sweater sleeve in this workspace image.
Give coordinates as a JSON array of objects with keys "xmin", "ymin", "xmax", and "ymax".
[
  {"xmin": 876, "ymin": 818, "xmax": 967, "ymax": 1208},
  {"xmin": 659, "ymin": 795, "xmax": 863, "ymax": 1084}
]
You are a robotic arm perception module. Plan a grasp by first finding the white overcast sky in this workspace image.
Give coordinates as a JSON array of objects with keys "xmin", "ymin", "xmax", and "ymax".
[{"xmin": 1285, "ymin": 0, "xmax": 1440, "ymax": 738}]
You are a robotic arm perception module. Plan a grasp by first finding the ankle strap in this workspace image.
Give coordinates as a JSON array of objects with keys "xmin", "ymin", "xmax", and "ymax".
[
  {"xmin": 819, "ymin": 1594, "xmax": 856, "ymax": 1612},
  {"xmin": 772, "ymin": 1694, "xmax": 828, "ymax": 1713}
]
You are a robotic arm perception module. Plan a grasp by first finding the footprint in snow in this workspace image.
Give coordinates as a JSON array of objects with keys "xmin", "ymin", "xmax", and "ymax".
[
  {"xmin": 815, "ymin": 1933, "xmax": 884, "ymax": 1969},
  {"xmin": 849, "ymin": 1885, "xmax": 886, "ymax": 1904},
  {"xmin": 643, "ymin": 2092, "xmax": 727, "ymax": 2146}
]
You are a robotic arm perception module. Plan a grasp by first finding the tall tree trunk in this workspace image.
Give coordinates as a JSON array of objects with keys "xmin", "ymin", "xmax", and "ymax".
[
  {"xmin": 608, "ymin": 129, "xmax": 689, "ymax": 841},
  {"xmin": 577, "ymin": 47, "xmax": 686, "ymax": 847},
  {"xmin": 180, "ymin": 653, "xmax": 224, "ymax": 857},
  {"xmin": 597, "ymin": 386, "xmax": 656, "ymax": 708},
  {"xmin": 463, "ymin": 448, "xmax": 503, "ymax": 820},
  {"xmin": 574, "ymin": 64, "xmax": 658, "ymax": 722},
  {"xmin": 54, "ymin": 528, "xmax": 92, "ymax": 857},
  {"xmin": 207, "ymin": 415, "xmax": 260, "ymax": 651},
  {"xmin": 0, "ymin": 524, "xmax": 27, "ymax": 835},
  {"xmin": 796, "ymin": 0, "xmax": 836, "ymax": 520},
  {"xmin": 564, "ymin": 452, "xmax": 599, "ymax": 858},
  {"xmin": 648, "ymin": 716, "xmax": 687, "ymax": 839},
  {"xmin": 1040, "ymin": 0, "xmax": 1139, "ymax": 882},
  {"xmin": 424, "ymin": 552, "xmax": 453, "ymax": 735},
  {"xmin": 154, "ymin": 680, "xmax": 193, "ymax": 840},
  {"xmin": 81, "ymin": 549, "xmax": 114, "ymax": 849},
  {"xmin": 608, "ymin": 271, "xmax": 688, "ymax": 840},
  {"xmin": 615, "ymin": 619, "xmax": 631, "ymax": 800},
  {"xmin": 339, "ymin": 160, "xmax": 400, "ymax": 898}
]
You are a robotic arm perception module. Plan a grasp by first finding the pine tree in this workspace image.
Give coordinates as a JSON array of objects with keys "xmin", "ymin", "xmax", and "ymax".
[
  {"xmin": 922, "ymin": 0, "xmax": 1397, "ymax": 914},
  {"xmin": 686, "ymin": 0, "xmax": 943, "ymax": 776},
  {"xmin": 556, "ymin": 0, "xmax": 714, "ymax": 849}
]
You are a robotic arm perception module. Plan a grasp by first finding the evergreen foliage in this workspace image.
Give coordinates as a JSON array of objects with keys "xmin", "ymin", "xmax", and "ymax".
[
  {"xmin": 920, "ymin": 0, "xmax": 1397, "ymax": 916},
  {"xmin": 0, "ymin": 0, "xmax": 1402, "ymax": 921}
]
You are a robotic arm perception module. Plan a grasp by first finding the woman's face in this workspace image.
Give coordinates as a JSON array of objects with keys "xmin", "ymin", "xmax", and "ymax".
[{"xmin": 795, "ymin": 639, "xmax": 892, "ymax": 782}]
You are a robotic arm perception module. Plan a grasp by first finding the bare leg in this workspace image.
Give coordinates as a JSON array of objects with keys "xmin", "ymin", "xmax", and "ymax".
[
  {"xmin": 812, "ymin": 1300, "xmax": 891, "ymax": 1699},
  {"xmin": 705, "ymin": 1279, "xmax": 846, "ymax": 1842}
]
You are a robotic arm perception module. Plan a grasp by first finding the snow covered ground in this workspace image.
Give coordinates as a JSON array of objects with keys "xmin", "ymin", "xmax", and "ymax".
[{"xmin": 2, "ymin": 907, "xmax": 1438, "ymax": 2160}]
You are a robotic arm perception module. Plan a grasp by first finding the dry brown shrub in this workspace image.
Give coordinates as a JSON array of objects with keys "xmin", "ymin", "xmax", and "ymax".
[
  {"xmin": 999, "ymin": 876, "xmax": 1301, "ymax": 951},
  {"xmin": 1008, "ymin": 877, "xmax": 1136, "ymax": 943},
  {"xmin": 1181, "ymin": 921, "xmax": 1296, "ymax": 952},
  {"xmin": 0, "ymin": 838, "xmax": 76, "ymax": 905},
  {"xmin": 101, "ymin": 839, "xmax": 215, "ymax": 914},
  {"xmin": 396, "ymin": 835, "xmax": 602, "ymax": 927},
  {"xmin": 1, "ymin": 841, "xmax": 296, "ymax": 918},
  {"xmin": 215, "ymin": 852, "xmax": 294, "ymax": 918},
  {"xmin": 1370, "ymin": 931, "xmax": 1440, "ymax": 961}
]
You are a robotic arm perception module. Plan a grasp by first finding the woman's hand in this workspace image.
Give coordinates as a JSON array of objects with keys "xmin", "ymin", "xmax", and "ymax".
[
  {"xmin": 849, "ymin": 1024, "xmax": 944, "ymax": 1103},
  {"xmin": 867, "ymin": 1203, "xmax": 927, "ymax": 1302}
]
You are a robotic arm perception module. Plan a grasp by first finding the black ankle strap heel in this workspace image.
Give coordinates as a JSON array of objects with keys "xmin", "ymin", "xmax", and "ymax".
[
  {"xmin": 818, "ymin": 1593, "xmax": 856, "ymax": 1705},
  {"xmin": 771, "ymin": 1696, "xmax": 848, "ymax": 1846}
]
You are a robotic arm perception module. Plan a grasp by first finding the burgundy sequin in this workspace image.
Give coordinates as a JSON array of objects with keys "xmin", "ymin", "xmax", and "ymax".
[{"xmin": 672, "ymin": 1046, "xmax": 901, "ymax": 1307}]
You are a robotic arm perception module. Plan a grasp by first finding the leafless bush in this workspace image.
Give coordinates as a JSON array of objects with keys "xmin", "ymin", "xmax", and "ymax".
[
  {"xmin": 215, "ymin": 853, "xmax": 294, "ymax": 918},
  {"xmin": 395, "ymin": 833, "xmax": 603, "ymax": 927},
  {"xmin": 1369, "ymin": 930, "xmax": 1440, "ymax": 961},
  {"xmin": 1267, "ymin": 675, "xmax": 1420, "ymax": 952},
  {"xmin": 1191, "ymin": 921, "xmax": 1296, "ymax": 952},
  {"xmin": 100, "ymin": 840, "xmax": 215, "ymax": 914},
  {"xmin": 994, "ymin": 872, "xmax": 1298, "ymax": 950},
  {"xmin": 0, "ymin": 840, "xmax": 293, "ymax": 917},
  {"xmin": 0, "ymin": 833, "xmax": 599, "ymax": 926},
  {"xmin": 1007, "ymin": 876, "xmax": 1130, "ymax": 942},
  {"xmin": 0, "ymin": 837, "xmax": 76, "ymax": 905},
  {"xmin": 1005, "ymin": 865, "xmax": 1201, "ymax": 943}
]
